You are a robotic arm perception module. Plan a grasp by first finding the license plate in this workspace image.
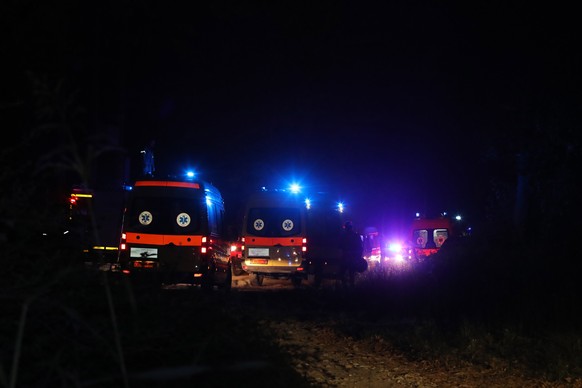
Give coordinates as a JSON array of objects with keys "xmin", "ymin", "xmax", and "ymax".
[
  {"xmin": 248, "ymin": 247, "xmax": 269, "ymax": 257},
  {"xmin": 132, "ymin": 260, "xmax": 159, "ymax": 269},
  {"xmin": 250, "ymin": 259, "xmax": 268, "ymax": 265}
]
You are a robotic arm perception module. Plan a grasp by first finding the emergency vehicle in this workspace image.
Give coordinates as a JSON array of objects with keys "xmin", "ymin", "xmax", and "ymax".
[
  {"xmin": 362, "ymin": 226, "xmax": 383, "ymax": 268},
  {"xmin": 115, "ymin": 176, "xmax": 232, "ymax": 290},
  {"xmin": 240, "ymin": 188, "xmax": 348, "ymax": 287},
  {"xmin": 410, "ymin": 214, "xmax": 454, "ymax": 261},
  {"xmin": 302, "ymin": 196, "xmax": 347, "ymax": 286},
  {"xmin": 240, "ymin": 189, "xmax": 308, "ymax": 287},
  {"xmin": 68, "ymin": 185, "xmax": 126, "ymax": 267}
]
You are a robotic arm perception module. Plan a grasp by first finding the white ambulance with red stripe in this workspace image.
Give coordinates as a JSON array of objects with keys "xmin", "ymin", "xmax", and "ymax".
[{"xmin": 240, "ymin": 188, "xmax": 308, "ymax": 287}]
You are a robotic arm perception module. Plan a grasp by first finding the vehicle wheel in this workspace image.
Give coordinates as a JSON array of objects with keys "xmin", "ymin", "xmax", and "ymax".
[
  {"xmin": 255, "ymin": 274, "xmax": 264, "ymax": 286},
  {"xmin": 233, "ymin": 267, "xmax": 245, "ymax": 276}
]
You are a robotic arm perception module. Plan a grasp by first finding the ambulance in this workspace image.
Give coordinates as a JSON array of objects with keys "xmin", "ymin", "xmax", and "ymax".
[
  {"xmin": 240, "ymin": 189, "xmax": 308, "ymax": 287},
  {"xmin": 67, "ymin": 186, "xmax": 126, "ymax": 267},
  {"xmin": 115, "ymin": 176, "xmax": 232, "ymax": 290},
  {"xmin": 410, "ymin": 214, "xmax": 454, "ymax": 261},
  {"xmin": 240, "ymin": 188, "xmax": 348, "ymax": 287}
]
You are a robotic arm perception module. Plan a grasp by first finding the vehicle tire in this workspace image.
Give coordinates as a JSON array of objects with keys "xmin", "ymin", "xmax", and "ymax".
[{"xmin": 233, "ymin": 267, "xmax": 245, "ymax": 276}]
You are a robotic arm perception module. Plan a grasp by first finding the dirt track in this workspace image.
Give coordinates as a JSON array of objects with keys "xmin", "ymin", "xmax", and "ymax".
[{"xmin": 228, "ymin": 273, "xmax": 581, "ymax": 388}]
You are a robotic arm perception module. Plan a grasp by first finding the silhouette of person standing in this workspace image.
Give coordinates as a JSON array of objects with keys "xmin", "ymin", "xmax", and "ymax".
[{"xmin": 338, "ymin": 221, "xmax": 363, "ymax": 288}]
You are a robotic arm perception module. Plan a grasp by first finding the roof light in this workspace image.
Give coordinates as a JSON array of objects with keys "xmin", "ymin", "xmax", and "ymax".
[{"xmin": 289, "ymin": 183, "xmax": 301, "ymax": 193}]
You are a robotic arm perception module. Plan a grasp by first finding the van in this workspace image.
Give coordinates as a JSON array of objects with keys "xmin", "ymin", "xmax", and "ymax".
[
  {"xmin": 68, "ymin": 186, "xmax": 126, "ymax": 267},
  {"xmin": 410, "ymin": 215, "xmax": 454, "ymax": 261},
  {"xmin": 302, "ymin": 201, "xmax": 346, "ymax": 286},
  {"xmin": 116, "ymin": 178, "xmax": 232, "ymax": 290},
  {"xmin": 240, "ymin": 189, "xmax": 347, "ymax": 287},
  {"xmin": 240, "ymin": 190, "xmax": 308, "ymax": 287}
]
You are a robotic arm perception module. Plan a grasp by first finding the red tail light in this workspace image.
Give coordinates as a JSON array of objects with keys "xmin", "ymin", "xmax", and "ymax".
[{"xmin": 302, "ymin": 237, "xmax": 307, "ymax": 252}]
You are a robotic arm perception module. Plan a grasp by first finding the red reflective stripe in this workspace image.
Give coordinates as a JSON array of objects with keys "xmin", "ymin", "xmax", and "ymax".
[
  {"xmin": 125, "ymin": 232, "xmax": 202, "ymax": 246},
  {"xmin": 243, "ymin": 236, "xmax": 304, "ymax": 246},
  {"xmin": 135, "ymin": 181, "xmax": 200, "ymax": 189}
]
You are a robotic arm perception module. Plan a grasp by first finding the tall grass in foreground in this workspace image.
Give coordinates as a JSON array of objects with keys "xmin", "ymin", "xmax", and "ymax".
[{"xmin": 349, "ymin": 233, "xmax": 582, "ymax": 381}]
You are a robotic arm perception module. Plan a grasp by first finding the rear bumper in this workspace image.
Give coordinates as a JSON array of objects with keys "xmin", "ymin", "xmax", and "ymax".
[{"xmin": 242, "ymin": 263, "xmax": 305, "ymax": 277}]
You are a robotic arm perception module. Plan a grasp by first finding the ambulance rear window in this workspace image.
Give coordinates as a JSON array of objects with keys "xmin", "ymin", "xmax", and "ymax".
[
  {"xmin": 246, "ymin": 207, "xmax": 302, "ymax": 237},
  {"xmin": 126, "ymin": 194, "xmax": 203, "ymax": 234}
]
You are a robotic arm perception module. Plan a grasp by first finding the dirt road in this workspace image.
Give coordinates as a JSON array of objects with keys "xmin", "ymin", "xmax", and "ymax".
[{"xmin": 228, "ymin": 273, "xmax": 581, "ymax": 387}]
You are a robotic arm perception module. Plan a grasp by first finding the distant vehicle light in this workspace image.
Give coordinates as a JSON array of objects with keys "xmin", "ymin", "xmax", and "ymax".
[{"xmin": 388, "ymin": 242, "xmax": 402, "ymax": 252}]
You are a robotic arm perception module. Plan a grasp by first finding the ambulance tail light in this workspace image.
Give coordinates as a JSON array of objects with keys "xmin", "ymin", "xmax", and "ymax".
[
  {"xmin": 120, "ymin": 233, "xmax": 127, "ymax": 251},
  {"xmin": 302, "ymin": 238, "xmax": 307, "ymax": 252}
]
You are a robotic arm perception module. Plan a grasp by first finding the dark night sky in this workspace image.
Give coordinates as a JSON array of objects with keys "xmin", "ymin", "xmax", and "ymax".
[{"xmin": 4, "ymin": 1, "xmax": 581, "ymax": 234}]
